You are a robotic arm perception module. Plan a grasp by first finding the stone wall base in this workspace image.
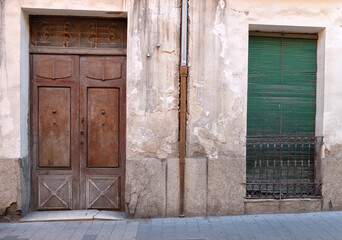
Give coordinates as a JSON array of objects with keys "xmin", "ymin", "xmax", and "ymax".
[
  {"xmin": 244, "ymin": 199, "xmax": 323, "ymax": 215},
  {"xmin": 0, "ymin": 158, "xmax": 21, "ymax": 216}
]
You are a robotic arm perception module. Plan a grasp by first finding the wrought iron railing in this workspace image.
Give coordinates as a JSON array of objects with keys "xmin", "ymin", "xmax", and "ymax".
[{"xmin": 246, "ymin": 136, "xmax": 323, "ymax": 199}]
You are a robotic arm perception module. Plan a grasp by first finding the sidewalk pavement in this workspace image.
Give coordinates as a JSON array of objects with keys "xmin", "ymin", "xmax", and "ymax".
[{"xmin": 1, "ymin": 211, "xmax": 342, "ymax": 240}]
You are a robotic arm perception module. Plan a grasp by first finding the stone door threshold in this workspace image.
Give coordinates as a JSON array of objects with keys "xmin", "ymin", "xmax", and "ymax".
[{"xmin": 20, "ymin": 210, "xmax": 125, "ymax": 222}]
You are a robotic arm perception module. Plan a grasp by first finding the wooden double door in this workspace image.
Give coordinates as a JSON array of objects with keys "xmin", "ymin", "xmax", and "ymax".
[{"xmin": 31, "ymin": 54, "xmax": 126, "ymax": 211}]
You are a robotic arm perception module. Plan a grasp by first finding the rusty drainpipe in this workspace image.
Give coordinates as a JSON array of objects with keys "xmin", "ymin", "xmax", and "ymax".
[{"xmin": 179, "ymin": 0, "xmax": 188, "ymax": 218}]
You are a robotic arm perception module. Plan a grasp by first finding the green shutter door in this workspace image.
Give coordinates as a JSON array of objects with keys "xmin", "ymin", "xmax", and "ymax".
[{"xmin": 247, "ymin": 35, "xmax": 317, "ymax": 136}]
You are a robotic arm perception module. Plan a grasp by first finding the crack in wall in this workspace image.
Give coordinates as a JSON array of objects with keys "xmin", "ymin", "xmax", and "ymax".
[{"xmin": 126, "ymin": 177, "xmax": 148, "ymax": 216}]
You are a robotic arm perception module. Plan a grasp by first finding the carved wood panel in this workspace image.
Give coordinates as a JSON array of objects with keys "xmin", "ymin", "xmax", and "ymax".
[
  {"xmin": 35, "ymin": 58, "xmax": 72, "ymax": 80},
  {"xmin": 86, "ymin": 60, "xmax": 122, "ymax": 81},
  {"xmin": 86, "ymin": 176, "xmax": 120, "ymax": 209},
  {"xmin": 33, "ymin": 55, "xmax": 75, "ymax": 82},
  {"xmin": 38, "ymin": 176, "xmax": 72, "ymax": 210}
]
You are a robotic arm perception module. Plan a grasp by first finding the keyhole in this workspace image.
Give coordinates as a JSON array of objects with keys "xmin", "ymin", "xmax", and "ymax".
[
  {"xmin": 101, "ymin": 110, "xmax": 105, "ymax": 115},
  {"xmin": 102, "ymin": 122, "xmax": 105, "ymax": 126},
  {"xmin": 52, "ymin": 109, "xmax": 56, "ymax": 114}
]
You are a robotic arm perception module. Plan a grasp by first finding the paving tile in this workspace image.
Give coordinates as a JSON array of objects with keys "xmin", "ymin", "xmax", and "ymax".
[
  {"xmin": 108, "ymin": 221, "xmax": 128, "ymax": 240},
  {"xmin": 82, "ymin": 234, "xmax": 97, "ymax": 240},
  {"xmin": 95, "ymin": 221, "xmax": 117, "ymax": 240},
  {"xmin": 67, "ymin": 221, "xmax": 93, "ymax": 240},
  {"xmin": 17, "ymin": 222, "xmax": 48, "ymax": 239},
  {"xmin": 28, "ymin": 222, "xmax": 57, "ymax": 240},
  {"xmin": 0, "ymin": 236, "xmax": 30, "ymax": 240}
]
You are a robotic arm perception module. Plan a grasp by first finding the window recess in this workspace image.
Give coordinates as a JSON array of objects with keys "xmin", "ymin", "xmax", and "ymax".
[{"xmin": 246, "ymin": 33, "xmax": 323, "ymax": 199}]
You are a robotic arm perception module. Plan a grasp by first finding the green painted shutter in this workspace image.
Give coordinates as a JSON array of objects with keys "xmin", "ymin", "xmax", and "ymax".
[{"xmin": 247, "ymin": 35, "xmax": 317, "ymax": 136}]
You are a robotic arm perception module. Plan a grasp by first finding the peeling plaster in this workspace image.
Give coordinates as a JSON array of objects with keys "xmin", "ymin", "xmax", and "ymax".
[
  {"xmin": 187, "ymin": 0, "xmax": 245, "ymax": 159},
  {"xmin": 126, "ymin": 0, "xmax": 180, "ymax": 160},
  {"xmin": 324, "ymin": 144, "xmax": 342, "ymax": 158},
  {"xmin": 212, "ymin": 0, "xmax": 228, "ymax": 59}
]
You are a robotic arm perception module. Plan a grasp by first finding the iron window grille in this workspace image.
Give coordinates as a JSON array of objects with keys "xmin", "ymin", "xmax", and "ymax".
[{"xmin": 246, "ymin": 136, "xmax": 323, "ymax": 199}]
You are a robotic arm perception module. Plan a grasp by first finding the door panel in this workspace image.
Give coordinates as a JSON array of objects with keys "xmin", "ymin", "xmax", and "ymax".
[
  {"xmin": 87, "ymin": 88, "xmax": 119, "ymax": 168},
  {"xmin": 38, "ymin": 87, "xmax": 71, "ymax": 167},
  {"xmin": 86, "ymin": 59, "xmax": 122, "ymax": 81},
  {"xmin": 35, "ymin": 58, "xmax": 73, "ymax": 80},
  {"xmin": 31, "ymin": 54, "xmax": 79, "ymax": 211},
  {"xmin": 33, "ymin": 55, "xmax": 76, "ymax": 83},
  {"xmin": 38, "ymin": 175, "xmax": 72, "ymax": 210},
  {"xmin": 80, "ymin": 56, "xmax": 126, "ymax": 210},
  {"xmin": 86, "ymin": 176, "xmax": 120, "ymax": 209}
]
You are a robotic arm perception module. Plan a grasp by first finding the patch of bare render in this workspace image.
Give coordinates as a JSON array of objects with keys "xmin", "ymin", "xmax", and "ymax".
[
  {"xmin": 324, "ymin": 144, "xmax": 342, "ymax": 158},
  {"xmin": 213, "ymin": 0, "xmax": 227, "ymax": 59}
]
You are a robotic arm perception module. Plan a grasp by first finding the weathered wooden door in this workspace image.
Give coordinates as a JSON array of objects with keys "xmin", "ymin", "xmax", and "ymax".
[
  {"xmin": 79, "ymin": 56, "xmax": 126, "ymax": 210},
  {"xmin": 31, "ymin": 54, "xmax": 126, "ymax": 211}
]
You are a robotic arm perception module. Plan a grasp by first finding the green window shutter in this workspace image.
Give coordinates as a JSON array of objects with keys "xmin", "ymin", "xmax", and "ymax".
[
  {"xmin": 248, "ymin": 36, "xmax": 282, "ymax": 136},
  {"xmin": 247, "ymin": 35, "xmax": 317, "ymax": 136},
  {"xmin": 282, "ymin": 38, "xmax": 317, "ymax": 136}
]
